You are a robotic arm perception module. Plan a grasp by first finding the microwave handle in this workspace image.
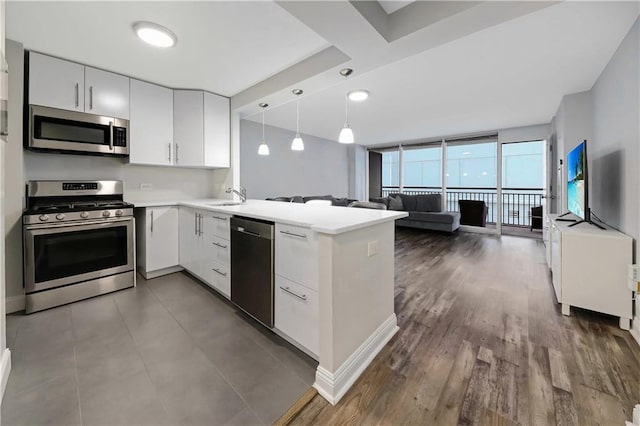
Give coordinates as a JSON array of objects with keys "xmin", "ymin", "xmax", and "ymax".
[{"xmin": 108, "ymin": 121, "xmax": 114, "ymax": 151}]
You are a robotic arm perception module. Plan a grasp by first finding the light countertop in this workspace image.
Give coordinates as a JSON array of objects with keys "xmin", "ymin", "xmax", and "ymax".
[{"xmin": 127, "ymin": 198, "xmax": 408, "ymax": 235}]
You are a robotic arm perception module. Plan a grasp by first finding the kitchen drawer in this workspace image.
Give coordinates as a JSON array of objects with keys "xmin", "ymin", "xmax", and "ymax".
[
  {"xmin": 206, "ymin": 212, "xmax": 231, "ymax": 240},
  {"xmin": 275, "ymin": 223, "xmax": 319, "ymax": 291},
  {"xmin": 210, "ymin": 235, "xmax": 230, "ymax": 265},
  {"xmin": 204, "ymin": 260, "xmax": 230, "ymax": 298},
  {"xmin": 275, "ymin": 275, "xmax": 318, "ymax": 356}
]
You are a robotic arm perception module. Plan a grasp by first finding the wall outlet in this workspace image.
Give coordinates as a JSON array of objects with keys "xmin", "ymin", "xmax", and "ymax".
[
  {"xmin": 140, "ymin": 183, "xmax": 153, "ymax": 191},
  {"xmin": 368, "ymin": 240, "xmax": 379, "ymax": 257}
]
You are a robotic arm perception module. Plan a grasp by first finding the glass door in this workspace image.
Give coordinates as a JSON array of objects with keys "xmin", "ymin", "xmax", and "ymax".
[
  {"xmin": 500, "ymin": 140, "xmax": 545, "ymax": 237},
  {"xmin": 445, "ymin": 138, "xmax": 498, "ymax": 233}
]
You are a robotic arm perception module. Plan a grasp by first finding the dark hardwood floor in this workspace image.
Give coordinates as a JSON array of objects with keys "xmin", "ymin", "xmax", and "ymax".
[{"xmin": 290, "ymin": 228, "xmax": 640, "ymax": 425}]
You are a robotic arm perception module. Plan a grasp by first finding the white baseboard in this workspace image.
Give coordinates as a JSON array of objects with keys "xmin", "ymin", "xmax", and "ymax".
[
  {"xmin": 1, "ymin": 348, "xmax": 11, "ymax": 402},
  {"xmin": 313, "ymin": 314, "xmax": 398, "ymax": 405},
  {"xmin": 141, "ymin": 265, "xmax": 184, "ymax": 280},
  {"xmin": 6, "ymin": 295, "xmax": 25, "ymax": 313},
  {"xmin": 631, "ymin": 316, "xmax": 640, "ymax": 348}
]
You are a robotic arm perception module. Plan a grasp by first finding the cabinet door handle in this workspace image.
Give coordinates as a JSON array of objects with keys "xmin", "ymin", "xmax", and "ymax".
[
  {"xmin": 150, "ymin": 210, "xmax": 154, "ymax": 233},
  {"xmin": 212, "ymin": 215, "xmax": 227, "ymax": 221},
  {"xmin": 212, "ymin": 268, "xmax": 227, "ymax": 277},
  {"xmin": 194, "ymin": 212, "xmax": 198, "ymax": 236},
  {"xmin": 168, "ymin": 143, "xmax": 172, "ymax": 163},
  {"xmin": 199, "ymin": 214, "xmax": 204, "ymax": 236},
  {"xmin": 279, "ymin": 230, "xmax": 307, "ymax": 239},
  {"xmin": 280, "ymin": 286, "xmax": 307, "ymax": 301},
  {"xmin": 175, "ymin": 143, "xmax": 179, "ymax": 163},
  {"xmin": 74, "ymin": 83, "xmax": 79, "ymax": 107},
  {"xmin": 89, "ymin": 86, "xmax": 93, "ymax": 110},
  {"xmin": 212, "ymin": 242, "xmax": 228, "ymax": 249}
]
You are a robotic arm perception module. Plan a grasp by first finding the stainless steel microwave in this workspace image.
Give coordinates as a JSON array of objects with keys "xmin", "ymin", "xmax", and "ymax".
[{"xmin": 27, "ymin": 105, "xmax": 129, "ymax": 156}]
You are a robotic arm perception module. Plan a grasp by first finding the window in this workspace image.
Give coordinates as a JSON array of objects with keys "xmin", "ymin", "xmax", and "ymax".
[
  {"xmin": 402, "ymin": 145, "xmax": 442, "ymax": 189},
  {"xmin": 502, "ymin": 141, "xmax": 544, "ymax": 188},
  {"xmin": 382, "ymin": 150, "xmax": 399, "ymax": 188}
]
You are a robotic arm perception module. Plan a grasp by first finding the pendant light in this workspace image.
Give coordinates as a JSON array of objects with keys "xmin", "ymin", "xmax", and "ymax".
[
  {"xmin": 258, "ymin": 103, "xmax": 269, "ymax": 156},
  {"xmin": 291, "ymin": 89, "xmax": 304, "ymax": 151},
  {"xmin": 338, "ymin": 68, "xmax": 354, "ymax": 144}
]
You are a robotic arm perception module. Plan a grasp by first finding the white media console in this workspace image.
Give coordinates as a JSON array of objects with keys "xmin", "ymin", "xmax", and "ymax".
[{"xmin": 546, "ymin": 214, "xmax": 633, "ymax": 329}]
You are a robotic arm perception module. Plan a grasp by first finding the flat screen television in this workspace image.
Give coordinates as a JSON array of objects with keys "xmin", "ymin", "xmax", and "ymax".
[{"xmin": 567, "ymin": 140, "xmax": 588, "ymax": 221}]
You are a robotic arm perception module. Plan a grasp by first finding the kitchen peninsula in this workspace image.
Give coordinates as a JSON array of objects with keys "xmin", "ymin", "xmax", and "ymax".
[{"xmin": 132, "ymin": 199, "xmax": 407, "ymax": 404}]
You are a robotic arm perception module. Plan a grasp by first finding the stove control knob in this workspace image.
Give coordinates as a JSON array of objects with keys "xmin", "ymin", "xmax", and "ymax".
[
  {"xmin": 55, "ymin": 213, "xmax": 65, "ymax": 221},
  {"xmin": 102, "ymin": 211, "xmax": 111, "ymax": 218},
  {"xmin": 39, "ymin": 214, "xmax": 49, "ymax": 222},
  {"xmin": 80, "ymin": 211, "xmax": 89, "ymax": 219},
  {"xmin": 115, "ymin": 209, "xmax": 123, "ymax": 217}
]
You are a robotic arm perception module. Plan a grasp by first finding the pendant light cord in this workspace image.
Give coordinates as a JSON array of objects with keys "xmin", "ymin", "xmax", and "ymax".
[
  {"xmin": 344, "ymin": 77, "xmax": 349, "ymax": 126},
  {"xmin": 262, "ymin": 109, "xmax": 265, "ymax": 141},
  {"xmin": 296, "ymin": 96, "xmax": 300, "ymax": 134}
]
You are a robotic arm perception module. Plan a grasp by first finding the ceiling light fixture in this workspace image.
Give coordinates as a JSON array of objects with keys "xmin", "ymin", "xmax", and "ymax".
[
  {"xmin": 338, "ymin": 68, "xmax": 354, "ymax": 144},
  {"xmin": 291, "ymin": 89, "xmax": 304, "ymax": 151},
  {"xmin": 258, "ymin": 103, "xmax": 269, "ymax": 156},
  {"xmin": 133, "ymin": 21, "xmax": 177, "ymax": 48},
  {"xmin": 348, "ymin": 89, "xmax": 369, "ymax": 102}
]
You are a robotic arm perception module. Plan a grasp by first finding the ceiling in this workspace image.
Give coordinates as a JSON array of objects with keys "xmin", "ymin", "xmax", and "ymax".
[
  {"xmin": 6, "ymin": 1, "xmax": 329, "ymax": 97},
  {"xmin": 6, "ymin": 1, "xmax": 638, "ymax": 148},
  {"xmin": 244, "ymin": 1, "xmax": 639, "ymax": 146},
  {"xmin": 378, "ymin": 1, "xmax": 415, "ymax": 15}
]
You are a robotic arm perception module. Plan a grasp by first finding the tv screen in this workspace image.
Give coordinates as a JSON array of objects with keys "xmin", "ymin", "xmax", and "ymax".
[{"xmin": 567, "ymin": 140, "xmax": 587, "ymax": 220}]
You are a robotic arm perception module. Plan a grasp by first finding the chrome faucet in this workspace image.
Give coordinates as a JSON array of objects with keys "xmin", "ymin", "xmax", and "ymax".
[{"xmin": 226, "ymin": 186, "xmax": 247, "ymax": 203}]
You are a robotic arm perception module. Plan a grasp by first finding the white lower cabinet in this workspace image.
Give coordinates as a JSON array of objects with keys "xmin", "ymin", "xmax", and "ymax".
[
  {"xmin": 275, "ymin": 223, "xmax": 319, "ymax": 291},
  {"xmin": 135, "ymin": 207, "xmax": 180, "ymax": 278},
  {"xmin": 275, "ymin": 275, "xmax": 319, "ymax": 356},
  {"xmin": 178, "ymin": 206, "xmax": 231, "ymax": 298}
]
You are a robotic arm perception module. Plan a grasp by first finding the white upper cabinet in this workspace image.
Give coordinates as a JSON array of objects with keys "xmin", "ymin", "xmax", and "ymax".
[
  {"xmin": 174, "ymin": 89, "xmax": 230, "ymax": 169},
  {"xmin": 28, "ymin": 52, "xmax": 85, "ymax": 111},
  {"xmin": 204, "ymin": 92, "xmax": 230, "ymax": 168},
  {"xmin": 27, "ymin": 52, "xmax": 130, "ymax": 119},
  {"xmin": 84, "ymin": 66, "xmax": 130, "ymax": 119},
  {"xmin": 129, "ymin": 79, "xmax": 174, "ymax": 166},
  {"xmin": 173, "ymin": 90, "xmax": 205, "ymax": 167}
]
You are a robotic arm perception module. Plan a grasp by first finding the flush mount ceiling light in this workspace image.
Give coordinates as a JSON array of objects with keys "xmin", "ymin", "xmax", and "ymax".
[
  {"xmin": 348, "ymin": 89, "xmax": 369, "ymax": 102},
  {"xmin": 291, "ymin": 89, "xmax": 304, "ymax": 151},
  {"xmin": 258, "ymin": 103, "xmax": 270, "ymax": 156},
  {"xmin": 339, "ymin": 68, "xmax": 354, "ymax": 144},
  {"xmin": 133, "ymin": 21, "xmax": 177, "ymax": 48}
]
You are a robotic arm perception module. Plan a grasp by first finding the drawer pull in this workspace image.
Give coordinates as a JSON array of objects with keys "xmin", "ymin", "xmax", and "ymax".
[
  {"xmin": 279, "ymin": 230, "xmax": 307, "ymax": 239},
  {"xmin": 212, "ymin": 242, "xmax": 228, "ymax": 249},
  {"xmin": 212, "ymin": 268, "xmax": 227, "ymax": 277},
  {"xmin": 212, "ymin": 215, "xmax": 228, "ymax": 221},
  {"xmin": 280, "ymin": 286, "xmax": 307, "ymax": 301}
]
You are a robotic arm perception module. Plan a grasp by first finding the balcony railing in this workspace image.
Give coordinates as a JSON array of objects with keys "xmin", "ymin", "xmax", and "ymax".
[{"xmin": 381, "ymin": 186, "xmax": 543, "ymax": 228}]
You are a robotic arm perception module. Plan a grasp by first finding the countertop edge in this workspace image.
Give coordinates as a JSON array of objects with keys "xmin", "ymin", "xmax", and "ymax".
[{"xmin": 130, "ymin": 200, "xmax": 408, "ymax": 234}]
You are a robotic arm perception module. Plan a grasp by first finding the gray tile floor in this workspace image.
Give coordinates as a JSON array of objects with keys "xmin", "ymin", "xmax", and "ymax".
[{"xmin": 2, "ymin": 273, "xmax": 317, "ymax": 426}]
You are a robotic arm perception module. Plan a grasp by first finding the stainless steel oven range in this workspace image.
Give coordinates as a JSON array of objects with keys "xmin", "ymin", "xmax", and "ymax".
[{"xmin": 23, "ymin": 180, "xmax": 135, "ymax": 313}]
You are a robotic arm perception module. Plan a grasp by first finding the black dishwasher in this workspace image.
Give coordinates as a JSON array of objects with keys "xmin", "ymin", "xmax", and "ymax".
[{"xmin": 230, "ymin": 216, "xmax": 275, "ymax": 328}]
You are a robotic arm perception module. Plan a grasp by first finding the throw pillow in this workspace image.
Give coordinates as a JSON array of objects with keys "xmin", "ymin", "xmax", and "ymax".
[
  {"xmin": 388, "ymin": 195, "xmax": 404, "ymax": 211},
  {"xmin": 416, "ymin": 194, "xmax": 442, "ymax": 212},
  {"xmin": 370, "ymin": 197, "xmax": 389, "ymax": 208},
  {"xmin": 332, "ymin": 197, "xmax": 349, "ymax": 207}
]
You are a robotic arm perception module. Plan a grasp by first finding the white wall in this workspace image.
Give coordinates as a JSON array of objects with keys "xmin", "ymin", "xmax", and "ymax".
[
  {"xmin": 0, "ymin": 0, "xmax": 9, "ymax": 404},
  {"xmin": 239, "ymin": 119, "xmax": 350, "ymax": 200},
  {"xmin": 498, "ymin": 123, "xmax": 550, "ymax": 144},
  {"xmin": 589, "ymin": 18, "xmax": 639, "ymax": 338}
]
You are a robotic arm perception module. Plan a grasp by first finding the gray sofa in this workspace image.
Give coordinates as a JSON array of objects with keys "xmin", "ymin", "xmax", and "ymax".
[{"xmin": 371, "ymin": 193, "xmax": 460, "ymax": 232}]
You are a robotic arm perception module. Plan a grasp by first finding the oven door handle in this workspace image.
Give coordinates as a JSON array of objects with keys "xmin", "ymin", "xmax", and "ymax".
[{"xmin": 25, "ymin": 217, "xmax": 133, "ymax": 231}]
